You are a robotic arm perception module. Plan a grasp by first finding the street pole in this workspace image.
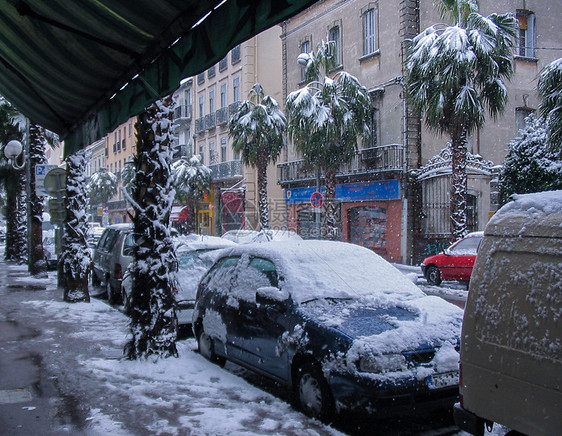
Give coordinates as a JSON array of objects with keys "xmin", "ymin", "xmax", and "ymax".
[{"xmin": 25, "ymin": 118, "xmax": 32, "ymax": 271}]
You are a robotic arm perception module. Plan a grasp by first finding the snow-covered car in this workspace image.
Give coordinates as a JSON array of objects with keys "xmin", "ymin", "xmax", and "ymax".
[
  {"xmin": 193, "ymin": 240, "xmax": 463, "ymax": 420},
  {"xmin": 121, "ymin": 235, "xmax": 236, "ymax": 327},
  {"xmin": 221, "ymin": 229, "xmax": 302, "ymax": 244},
  {"xmin": 420, "ymin": 231, "xmax": 483, "ymax": 286}
]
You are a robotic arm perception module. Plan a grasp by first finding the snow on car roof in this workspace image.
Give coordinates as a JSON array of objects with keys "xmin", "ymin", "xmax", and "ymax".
[
  {"xmin": 487, "ymin": 190, "xmax": 562, "ymax": 238},
  {"xmin": 220, "ymin": 240, "xmax": 425, "ymax": 304}
]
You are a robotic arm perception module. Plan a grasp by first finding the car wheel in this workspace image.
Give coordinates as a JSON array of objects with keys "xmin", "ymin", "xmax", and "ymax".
[
  {"xmin": 296, "ymin": 361, "xmax": 334, "ymax": 422},
  {"xmin": 426, "ymin": 265, "xmax": 442, "ymax": 286},
  {"xmin": 197, "ymin": 328, "xmax": 226, "ymax": 367}
]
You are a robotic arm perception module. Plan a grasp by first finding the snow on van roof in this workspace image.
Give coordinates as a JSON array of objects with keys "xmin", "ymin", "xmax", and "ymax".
[
  {"xmin": 487, "ymin": 190, "xmax": 562, "ymax": 237},
  {"xmin": 221, "ymin": 240, "xmax": 425, "ymax": 304}
]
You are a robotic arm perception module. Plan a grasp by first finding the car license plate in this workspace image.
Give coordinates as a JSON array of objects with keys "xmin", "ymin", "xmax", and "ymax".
[{"xmin": 427, "ymin": 371, "xmax": 459, "ymax": 389}]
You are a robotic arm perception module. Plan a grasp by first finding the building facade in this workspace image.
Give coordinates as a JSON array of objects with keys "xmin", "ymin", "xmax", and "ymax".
[
  {"xmin": 192, "ymin": 26, "xmax": 285, "ymax": 235},
  {"xmin": 101, "ymin": 117, "xmax": 137, "ymax": 225},
  {"xmin": 280, "ymin": 0, "xmax": 561, "ymax": 263}
]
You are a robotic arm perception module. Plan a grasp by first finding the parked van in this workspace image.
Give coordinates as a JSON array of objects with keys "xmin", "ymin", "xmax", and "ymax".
[
  {"xmin": 92, "ymin": 223, "xmax": 134, "ymax": 304},
  {"xmin": 454, "ymin": 190, "xmax": 562, "ymax": 436}
]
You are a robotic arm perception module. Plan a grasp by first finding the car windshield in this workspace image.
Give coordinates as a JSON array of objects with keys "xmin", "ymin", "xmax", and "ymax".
[{"xmin": 449, "ymin": 236, "xmax": 482, "ymax": 255}]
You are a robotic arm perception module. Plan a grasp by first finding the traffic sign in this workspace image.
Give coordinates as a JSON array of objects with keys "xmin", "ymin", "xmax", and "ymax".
[
  {"xmin": 310, "ymin": 192, "xmax": 323, "ymax": 208},
  {"xmin": 35, "ymin": 164, "xmax": 58, "ymax": 197},
  {"xmin": 43, "ymin": 168, "xmax": 67, "ymax": 197}
]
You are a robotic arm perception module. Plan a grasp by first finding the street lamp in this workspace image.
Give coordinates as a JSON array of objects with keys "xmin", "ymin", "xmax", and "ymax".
[
  {"xmin": 4, "ymin": 129, "xmax": 32, "ymax": 269},
  {"xmin": 3, "ymin": 139, "xmax": 26, "ymax": 170}
]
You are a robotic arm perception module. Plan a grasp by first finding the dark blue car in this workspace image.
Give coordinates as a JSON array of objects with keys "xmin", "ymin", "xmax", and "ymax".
[{"xmin": 192, "ymin": 240, "xmax": 463, "ymax": 420}]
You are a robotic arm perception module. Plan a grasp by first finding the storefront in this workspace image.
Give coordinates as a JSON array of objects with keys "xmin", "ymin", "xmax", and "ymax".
[
  {"xmin": 220, "ymin": 189, "xmax": 245, "ymax": 234},
  {"xmin": 285, "ymin": 179, "xmax": 402, "ymax": 261}
]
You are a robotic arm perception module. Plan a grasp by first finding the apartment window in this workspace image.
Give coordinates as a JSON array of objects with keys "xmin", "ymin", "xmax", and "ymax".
[
  {"xmin": 328, "ymin": 25, "xmax": 341, "ymax": 66},
  {"xmin": 128, "ymin": 122, "xmax": 132, "ymax": 136},
  {"xmin": 219, "ymin": 56, "xmax": 228, "ymax": 71},
  {"xmin": 516, "ymin": 11, "xmax": 536, "ymax": 58},
  {"xmin": 220, "ymin": 83, "xmax": 227, "ymax": 108},
  {"xmin": 233, "ymin": 77, "xmax": 240, "ymax": 102},
  {"xmin": 300, "ymin": 39, "xmax": 311, "ymax": 81},
  {"xmin": 197, "ymin": 72, "xmax": 205, "ymax": 85},
  {"xmin": 231, "ymin": 44, "xmax": 241, "ymax": 64},
  {"xmin": 515, "ymin": 107, "xmax": 535, "ymax": 133},
  {"xmin": 363, "ymin": 7, "xmax": 378, "ymax": 56},
  {"xmin": 209, "ymin": 141, "xmax": 216, "ymax": 165},
  {"xmin": 208, "ymin": 65, "xmax": 216, "ymax": 78},
  {"xmin": 209, "ymin": 90, "xmax": 215, "ymax": 113},
  {"xmin": 198, "ymin": 95, "xmax": 205, "ymax": 117},
  {"xmin": 199, "ymin": 143, "xmax": 205, "ymax": 165},
  {"xmin": 221, "ymin": 137, "xmax": 227, "ymax": 162}
]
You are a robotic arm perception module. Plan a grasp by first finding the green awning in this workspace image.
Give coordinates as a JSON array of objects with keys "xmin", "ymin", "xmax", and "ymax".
[{"xmin": 0, "ymin": 0, "xmax": 316, "ymax": 156}]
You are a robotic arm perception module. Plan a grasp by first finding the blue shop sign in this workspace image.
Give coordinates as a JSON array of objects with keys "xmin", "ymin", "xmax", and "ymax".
[{"xmin": 285, "ymin": 180, "xmax": 400, "ymax": 204}]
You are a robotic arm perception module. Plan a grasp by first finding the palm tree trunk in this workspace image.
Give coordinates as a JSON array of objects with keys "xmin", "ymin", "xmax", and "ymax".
[
  {"xmin": 62, "ymin": 150, "xmax": 90, "ymax": 302},
  {"xmin": 28, "ymin": 124, "xmax": 47, "ymax": 277},
  {"xmin": 450, "ymin": 129, "xmax": 468, "ymax": 240},
  {"xmin": 323, "ymin": 170, "xmax": 339, "ymax": 240},
  {"xmin": 125, "ymin": 96, "xmax": 178, "ymax": 360},
  {"xmin": 257, "ymin": 154, "xmax": 270, "ymax": 230}
]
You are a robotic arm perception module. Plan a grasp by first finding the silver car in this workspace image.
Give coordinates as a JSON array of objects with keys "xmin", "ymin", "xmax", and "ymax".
[{"xmin": 91, "ymin": 223, "xmax": 134, "ymax": 304}]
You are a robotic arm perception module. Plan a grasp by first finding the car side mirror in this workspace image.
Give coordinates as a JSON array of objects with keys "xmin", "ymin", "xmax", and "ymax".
[{"xmin": 256, "ymin": 286, "xmax": 289, "ymax": 310}]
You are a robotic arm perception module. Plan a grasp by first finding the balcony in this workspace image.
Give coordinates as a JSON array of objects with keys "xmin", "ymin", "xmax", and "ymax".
[
  {"xmin": 216, "ymin": 107, "xmax": 229, "ymax": 125},
  {"xmin": 277, "ymin": 144, "xmax": 404, "ymax": 185},
  {"xmin": 228, "ymin": 101, "xmax": 241, "ymax": 116},
  {"xmin": 209, "ymin": 159, "xmax": 243, "ymax": 181},
  {"xmin": 174, "ymin": 104, "xmax": 192, "ymax": 121},
  {"xmin": 205, "ymin": 112, "xmax": 215, "ymax": 130}
]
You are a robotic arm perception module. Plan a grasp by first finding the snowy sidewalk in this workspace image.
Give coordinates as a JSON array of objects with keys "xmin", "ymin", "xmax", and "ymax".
[{"xmin": 0, "ymin": 260, "xmax": 343, "ymax": 436}]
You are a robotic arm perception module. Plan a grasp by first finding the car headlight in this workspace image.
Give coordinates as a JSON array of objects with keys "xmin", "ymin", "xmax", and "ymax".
[{"xmin": 358, "ymin": 353, "xmax": 406, "ymax": 373}]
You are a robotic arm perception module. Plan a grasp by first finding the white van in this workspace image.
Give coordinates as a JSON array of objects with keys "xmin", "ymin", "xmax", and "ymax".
[{"xmin": 454, "ymin": 190, "xmax": 562, "ymax": 436}]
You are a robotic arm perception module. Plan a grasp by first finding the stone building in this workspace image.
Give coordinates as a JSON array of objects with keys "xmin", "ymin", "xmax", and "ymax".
[{"xmin": 279, "ymin": 0, "xmax": 561, "ymax": 263}]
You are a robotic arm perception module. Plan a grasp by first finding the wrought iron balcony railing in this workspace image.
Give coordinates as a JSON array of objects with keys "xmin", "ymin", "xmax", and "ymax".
[
  {"xmin": 277, "ymin": 144, "xmax": 404, "ymax": 185},
  {"xmin": 208, "ymin": 159, "xmax": 243, "ymax": 181}
]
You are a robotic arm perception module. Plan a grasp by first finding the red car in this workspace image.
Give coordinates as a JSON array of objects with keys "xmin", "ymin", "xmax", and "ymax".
[{"xmin": 421, "ymin": 231, "xmax": 484, "ymax": 285}]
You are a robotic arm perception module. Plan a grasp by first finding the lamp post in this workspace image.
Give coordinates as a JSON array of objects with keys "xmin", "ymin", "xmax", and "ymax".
[{"xmin": 4, "ymin": 122, "xmax": 32, "ymax": 269}]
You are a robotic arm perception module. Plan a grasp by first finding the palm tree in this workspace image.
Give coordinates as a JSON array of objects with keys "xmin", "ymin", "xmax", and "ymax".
[
  {"xmin": 0, "ymin": 98, "xmax": 26, "ymax": 263},
  {"xmin": 229, "ymin": 83, "xmax": 286, "ymax": 230},
  {"xmin": 537, "ymin": 57, "xmax": 562, "ymax": 155},
  {"xmin": 124, "ymin": 95, "xmax": 178, "ymax": 360},
  {"xmin": 172, "ymin": 155, "xmax": 212, "ymax": 233},
  {"xmin": 61, "ymin": 149, "xmax": 91, "ymax": 302},
  {"xmin": 286, "ymin": 41, "xmax": 371, "ymax": 240},
  {"xmin": 406, "ymin": 0, "xmax": 517, "ymax": 239},
  {"xmin": 88, "ymin": 167, "xmax": 117, "ymax": 225}
]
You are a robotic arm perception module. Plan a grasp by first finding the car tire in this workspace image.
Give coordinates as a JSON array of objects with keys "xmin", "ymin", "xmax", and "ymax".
[
  {"xmin": 295, "ymin": 360, "xmax": 334, "ymax": 422},
  {"xmin": 426, "ymin": 265, "xmax": 442, "ymax": 286},
  {"xmin": 197, "ymin": 328, "xmax": 226, "ymax": 367}
]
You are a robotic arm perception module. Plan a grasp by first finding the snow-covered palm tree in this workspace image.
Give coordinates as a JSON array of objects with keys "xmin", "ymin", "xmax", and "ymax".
[
  {"xmin": 537, "ymin": 57, "xmax": 562, "ymax": 154},
  {"xmin": 172, "ymin": 155, "xmax": 211, "ymax": 233},
  {"xmin": 286, "ymin": 41, "xmax": 370, "ymax": 240},
  {"xmin": 124, "ymin": 95, "xmax": 178, "ymax": 360},
  {"xmin": 0, "ymin": 98, "xmax": 25, "ymax": 263},
  {"xmin": 406, "ymin": 0, "xmax": 517, "ymax": 239},
  {"xmin": 229, "ymin": 83, "xmax": 286, "ymax": 230},
  {"xmin": 62, "ymin": 149, "xmax": 91, "ymax": 302},
  {"xmin": 88, "ymin": 167, "xmax": 117, "ymax": 225}
]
